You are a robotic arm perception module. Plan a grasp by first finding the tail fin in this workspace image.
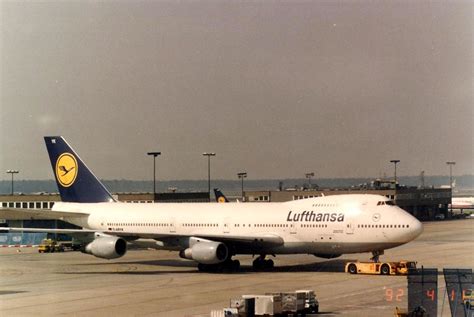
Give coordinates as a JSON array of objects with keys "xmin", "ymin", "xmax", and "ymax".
[
  {"xmin": 214, "ymin": 188, "xmax": 229, "ymax": 203},
  {"xmin": 44, "ymin": 136, "xmax": 115, "ymax": 203}
]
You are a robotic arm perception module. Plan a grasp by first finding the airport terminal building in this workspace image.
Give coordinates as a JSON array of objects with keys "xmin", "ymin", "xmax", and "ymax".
[
  {"xmin": 1, "ymin": 186, "xmax": 451, "ymax": 218},
  {"xmin": 244, "ymin": 187, "xmax": 451, "ymax": 220}
]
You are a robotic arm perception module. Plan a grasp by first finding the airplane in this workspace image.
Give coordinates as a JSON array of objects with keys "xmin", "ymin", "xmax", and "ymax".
[
  {"xmin": 450, "ymin": 197, "xmax": 474, "ymax": 211},
  {"xmin": 2, "ymin": 136, "xmax": 423, "ymax": 272},
  {"xmin": 214, "ymin": 188, "xmax": 229, "ymax": 203},
  {"xmin": 440, "ymin": 179, "xmax": 456, "ymax": 189}
]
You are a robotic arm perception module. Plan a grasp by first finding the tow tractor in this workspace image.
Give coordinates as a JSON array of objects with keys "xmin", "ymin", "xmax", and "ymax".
[
  {"xmin": 346, "ymin": 259, "xmax": 417, "ymax": 275},
  {"xmin": 464, "ymin": 289, "xmax": 474, "ymax": 309},
  {"xmin": 38, "ymin": 239, "xmax": 65, "ymax": 253}
]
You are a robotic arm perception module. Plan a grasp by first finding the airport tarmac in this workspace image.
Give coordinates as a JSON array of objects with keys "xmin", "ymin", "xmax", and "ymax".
[{"xmin": 0, "ymin": 219, "xmax": 472, "ymax": 317}]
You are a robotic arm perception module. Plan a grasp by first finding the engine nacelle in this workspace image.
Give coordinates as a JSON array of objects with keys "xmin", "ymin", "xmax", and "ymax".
[
  {"xmin": 179, "ymin": 241, "xmax": 228, "ymax": 264},
  {"xmin": 313, "ymin": 253, "xmax": 341, "ymax": 259},
  {"xmin": 84, "ymin": 236, "xmax": 127, "ymax": 259}
]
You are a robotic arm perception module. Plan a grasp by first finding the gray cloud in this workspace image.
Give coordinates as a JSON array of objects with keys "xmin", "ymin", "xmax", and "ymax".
[{"xmin": 1, "ymin": 1, "xmax": 472, "ymax": 180}]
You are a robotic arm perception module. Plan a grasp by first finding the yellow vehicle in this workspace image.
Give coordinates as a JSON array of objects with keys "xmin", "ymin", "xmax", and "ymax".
[
  {"xmin": 38, "ymin": 239, "xmax": 65, "ymax": 253},
  {"xmin": 463, "ymin": 289, "xmax": 474, "ymax": 309},
  {"xmin": 345, "ymin": 260, "xmax": 417, "ymax": 275},
  {"xmin": 394, "ymin": 307, "xmax": 408, "ymax": 317}
]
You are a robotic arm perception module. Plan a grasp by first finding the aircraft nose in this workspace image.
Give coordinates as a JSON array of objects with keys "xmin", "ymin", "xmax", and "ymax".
[{"xmin": 409, "ymin": 218, "xmax": 423, "ymax": 239}]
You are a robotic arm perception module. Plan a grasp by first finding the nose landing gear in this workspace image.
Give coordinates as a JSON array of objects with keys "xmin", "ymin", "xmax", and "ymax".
[{"xmin": 370, "ymin": 250, "xmax": 384, "ymax": 263}]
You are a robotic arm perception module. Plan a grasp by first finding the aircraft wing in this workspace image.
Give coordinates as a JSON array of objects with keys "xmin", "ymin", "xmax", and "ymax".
[
  {"xmin": 2, "ymin": 227, "xmax": 97, "ymax": 234},
  {"xmin": 3, "ymin": 227, "xmax": 284, "ymax": 247},
  {"xmin": 191, "ymin": 233, "xmax": 284, "ymax": 247},
  {"xmin": 0, "ymin": 207, "xmax": 88, "ymax": 220}
]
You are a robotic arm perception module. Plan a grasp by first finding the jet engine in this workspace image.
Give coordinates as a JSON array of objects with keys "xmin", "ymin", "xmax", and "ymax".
[
  {"xmin": 179, "ymin": 241, "xmax": 228, "ymax": 264},
  {"xmin": 83, "ymin": 236, "xmax": 127, "ymax": 259}
]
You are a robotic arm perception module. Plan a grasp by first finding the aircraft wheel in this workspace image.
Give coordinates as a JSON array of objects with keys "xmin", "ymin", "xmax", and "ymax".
[
  {"xmin": 197, "ymin": 263, "xmax": 208, "ymax": 272},
  {"xmin": 232, "ymin": 260, "xmax": 240, "ymax": 271},
  {"xmin": 252, "ymin": 258, "xmax": 263, "ymax": 270},
  {"xmin": 381, "ymin": 264, "xmax": 390, "ymax": 275},
  {"xmin": 348, "ymin": 263, "xmax": 357, "ymax": 274},
  {"xmin": 265, "ymin": 259, "xmax": 274, "ymax": 269}
]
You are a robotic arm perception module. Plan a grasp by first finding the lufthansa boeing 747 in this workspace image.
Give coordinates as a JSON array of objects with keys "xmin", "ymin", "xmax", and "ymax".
[{"xmin": 3, "ymin": 137, "xmax": 423, "ymax": 272}]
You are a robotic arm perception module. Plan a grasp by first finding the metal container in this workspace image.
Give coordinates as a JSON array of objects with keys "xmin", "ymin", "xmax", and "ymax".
[
  {"xmin": 265, "ymin": 292, "xmax": 305, "ymax": 313},
  {"xmin": 242, "ymin": 294, "xmax": 282, "ymax": 316},
  {"xmin": 295, "ymin": 290, "xmax": 319, "ymax": 314}
]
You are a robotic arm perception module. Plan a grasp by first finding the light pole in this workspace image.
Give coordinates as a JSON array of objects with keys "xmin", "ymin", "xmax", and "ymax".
[
  {"xmin": 203, "ymin": 152, "xmax": 216, "ymax": 202},
  {"xmin": 237, "ymin": 172, "xmax": 247, "ymax": 201},
  {"xmin": 390, "ymin": 160, "xmax": 400, "ymax": 189},
  {"xmin": 446, "ymin": 161, "xmax": 455, "ymax": 213},
  {"xmin": 305, "ymin": 172, "xmax": 314, "ymax": 189},
  {"xmin": 147, "ymin": 152, "xmax": 161, "ymax": 200},
  {"xmin": 6, "ymin": 170, "xmax": 19, "ymax": 195}
]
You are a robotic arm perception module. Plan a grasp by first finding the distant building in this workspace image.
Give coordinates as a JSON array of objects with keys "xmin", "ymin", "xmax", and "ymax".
[{"xmin": 244, "ymin": 187, "xmax": 451, "ymax": 220}]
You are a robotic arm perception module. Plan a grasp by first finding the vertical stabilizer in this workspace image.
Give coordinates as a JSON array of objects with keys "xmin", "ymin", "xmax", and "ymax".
[
  {"xmin": 44, "ymin": 136, "xmax": 115, "ymax": 203},
  {"xmin": 214, "ymin": 188, "xmax": 229, "ymax": 202}
]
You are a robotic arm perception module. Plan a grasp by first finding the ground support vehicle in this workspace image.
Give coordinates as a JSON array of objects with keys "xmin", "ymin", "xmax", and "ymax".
[
  {"xmin": 345, "ymin": 260, "xmax": 417, "ymax": 275},
  {"xmin": 464, "ymin": 289, "xmax": 474, "ymax": 310},
  {"xmin": 294, "ymin": 290, "xmax": 319, "ymax": 314},
  {"xmin": 265, "ymin": 292, "xmax": 305, "ymax": 315},
  {"xmin": 230, "ymin": 297, "xmax": 255, "ymax": 316},
  {"xmin": 38, "ymin": 239, "xmax": 65, "ymax": 253}
]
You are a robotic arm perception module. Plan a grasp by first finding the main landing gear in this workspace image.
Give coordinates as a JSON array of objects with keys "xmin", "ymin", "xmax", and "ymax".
[
  {"xmin": 370, "ymin": 250, "xmax": 384, "ymax": 263},
  {"xmin": 197, "ymin": 258, "xmax": 240, "ymax": 273},
  {"xmin": 252, "ymin": 254, "xmax": 274, "ymax": 270}
]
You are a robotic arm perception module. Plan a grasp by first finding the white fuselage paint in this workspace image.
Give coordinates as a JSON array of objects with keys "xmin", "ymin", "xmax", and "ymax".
[{"xmin": 54, "ymin": 194, "xmax": 423, "ymax": 255}]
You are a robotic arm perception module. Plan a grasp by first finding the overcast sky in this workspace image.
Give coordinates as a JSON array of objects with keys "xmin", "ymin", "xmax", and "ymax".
[{"xmin": 0, "ymin": 1, "xmax": 472, "ymax": 181}]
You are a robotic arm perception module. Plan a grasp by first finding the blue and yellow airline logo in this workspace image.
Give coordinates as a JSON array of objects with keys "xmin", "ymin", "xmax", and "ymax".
[
  {"xmin": 217, "ymin": 196, "xmax": 226, "ymax": 203},
  {"xmin": 55, "ymin": 153, "xmax": 78, "ymax": 187}
]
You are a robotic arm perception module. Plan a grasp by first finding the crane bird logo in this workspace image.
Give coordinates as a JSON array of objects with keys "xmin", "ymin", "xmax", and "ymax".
[{"xmin": 55, "ymin": 153, "xmax": 78, "ymax": 187}]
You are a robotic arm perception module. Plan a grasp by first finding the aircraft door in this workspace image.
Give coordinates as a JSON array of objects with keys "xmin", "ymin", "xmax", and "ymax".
[
  {"xmin": 345, "ymin": 222, "xmax": 355, "ymax": 234},
  {"xmin": 222, "ymin": 217, "xmax": 231, "ymax": 234},
  {"xmin": 289, "ymin": 223, "xmax": 297, "ymax": 235},
  {"xmin": 169, "ymin": 218, "xmax": 176, "ymax": 233}
]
